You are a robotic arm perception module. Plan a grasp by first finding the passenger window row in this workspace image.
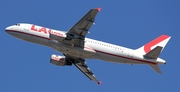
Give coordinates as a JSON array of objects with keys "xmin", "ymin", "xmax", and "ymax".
[{"xmin": 85, "ymin": 40, "xmax": 122, "ymax": 50}]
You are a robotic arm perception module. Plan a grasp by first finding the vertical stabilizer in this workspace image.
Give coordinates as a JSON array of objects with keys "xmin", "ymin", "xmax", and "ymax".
[{"xmin": 136, "ymin": 35, "xmax": 171, "ymax": 55}]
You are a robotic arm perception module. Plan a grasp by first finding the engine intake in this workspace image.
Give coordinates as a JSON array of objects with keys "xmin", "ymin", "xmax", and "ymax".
[{"xmin": 50, "ymin": 54, "xmax": 72, "ymax": 66}]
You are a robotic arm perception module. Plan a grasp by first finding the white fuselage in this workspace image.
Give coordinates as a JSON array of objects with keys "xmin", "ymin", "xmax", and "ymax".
[{"xmin": 5, "ymin": 23, "xmax": 165, "ymax": 65}]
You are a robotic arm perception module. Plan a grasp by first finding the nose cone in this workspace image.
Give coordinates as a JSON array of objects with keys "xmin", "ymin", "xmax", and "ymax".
[
  {"xmin": 6, "ymin": 26, "xmax": 12, "ymax": 30},
  {"xmin": 5, "ymin": 26, "xmax": 12, "ymax": 33}
]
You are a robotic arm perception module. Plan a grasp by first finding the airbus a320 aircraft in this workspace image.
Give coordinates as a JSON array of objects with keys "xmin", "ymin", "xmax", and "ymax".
[{"xmin": 5, "ymin": 8, "xmax": 171, "ymax": 84}]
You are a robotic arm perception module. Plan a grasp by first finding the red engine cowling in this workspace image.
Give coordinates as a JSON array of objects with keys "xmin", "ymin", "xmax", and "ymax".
[{"xmin": 50, "ymin": 54, "xmax": 66, "ymax": 66}]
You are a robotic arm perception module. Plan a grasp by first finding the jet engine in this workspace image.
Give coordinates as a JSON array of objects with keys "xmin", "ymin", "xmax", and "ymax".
[{"xmin": 50, "ymin": 54, "xmax": 72, "ymax": 66}]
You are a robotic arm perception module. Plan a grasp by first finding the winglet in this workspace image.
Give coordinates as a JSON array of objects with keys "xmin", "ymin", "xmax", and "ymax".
[
  {"xmin": 97, "ymin": 7, "xmax": 102, "ymax": 11},
  {"xmin": 97, "ymin": 81, "xmax": 102, "ymax": 85}
]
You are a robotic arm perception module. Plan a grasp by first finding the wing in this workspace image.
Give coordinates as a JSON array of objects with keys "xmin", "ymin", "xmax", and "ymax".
[
  {"xmin": 67, "ymin": 8, "xmax": 101, "ymax": 38},
  {"xmin": 66, "ymin": 55, "xmax": 101, "ymax": 84},
  {"xmin": 64, "ymin": 8, "xmax": 101, "ymax": 48}
]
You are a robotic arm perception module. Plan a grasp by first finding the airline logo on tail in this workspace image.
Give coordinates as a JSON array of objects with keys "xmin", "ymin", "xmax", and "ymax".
[
  {"xmin": 136, "ymin": 35, "xmax": 171, "ymax": 55},
  {"xmin": 144, "ymin": 35, "xmax": 171, "ymax": 53}
]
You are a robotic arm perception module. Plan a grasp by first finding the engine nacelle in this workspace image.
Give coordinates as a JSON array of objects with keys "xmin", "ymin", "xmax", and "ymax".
[{"xmin": 50, "ymin": 54, "xmax": 67, "ymax": 66}]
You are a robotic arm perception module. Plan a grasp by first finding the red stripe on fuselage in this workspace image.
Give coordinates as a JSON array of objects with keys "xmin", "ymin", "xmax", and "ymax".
[
  {"xmin": 94, "ymin": 50, "xmax": 156, "ymax": 64},
  {"xmin": 6, "ymin": 30, "xmax": 156, "ymax": 64}
]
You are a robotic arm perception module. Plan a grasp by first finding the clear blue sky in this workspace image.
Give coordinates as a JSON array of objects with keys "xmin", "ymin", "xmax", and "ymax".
[{"xmin": 0, "ymin": 0, "xmax": 179, "ymax": 92}]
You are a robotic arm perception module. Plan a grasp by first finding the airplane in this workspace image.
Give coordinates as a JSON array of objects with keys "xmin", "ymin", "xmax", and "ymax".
[{"xmin": 5, "ymin": 8, "xmax": 171, "ymax": 84}]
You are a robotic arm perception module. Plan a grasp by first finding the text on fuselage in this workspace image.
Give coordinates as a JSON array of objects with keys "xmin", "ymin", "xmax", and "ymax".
[
  {"xmin": 31, "ymin": 24, "xmax": 51, "ymax": 34},
  {"xmin": 30, "ymin": 25, "xmax": 64, "ymax": 37}
]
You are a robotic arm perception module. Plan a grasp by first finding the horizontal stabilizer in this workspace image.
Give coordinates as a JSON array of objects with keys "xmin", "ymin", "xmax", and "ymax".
[
  {"xmin": 144, "ymin": 46, "xmax": 163, "ymax": 59},
  {"xmin": 149, "ymin": 64, "xmax": 162, "ymax": 74}
]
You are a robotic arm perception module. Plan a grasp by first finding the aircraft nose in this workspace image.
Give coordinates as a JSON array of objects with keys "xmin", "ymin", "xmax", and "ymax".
[
  {"xmin": 5, "ymin": 26, "xmax": 12, "ymax": 30},
  {"xmin": 5, "ymin": 26, "xmax": 13, "ymax": 34}
]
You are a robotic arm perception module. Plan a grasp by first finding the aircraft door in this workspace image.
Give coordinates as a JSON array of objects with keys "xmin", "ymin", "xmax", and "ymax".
[{"xmin": 24, "ymin": 25, "xmax": 29, "ymax": 31}]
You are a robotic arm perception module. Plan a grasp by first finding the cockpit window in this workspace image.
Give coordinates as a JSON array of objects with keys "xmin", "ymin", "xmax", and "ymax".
[{"xmin": 15, "ymin": 24, "xmax": 20, "ymax": 26}]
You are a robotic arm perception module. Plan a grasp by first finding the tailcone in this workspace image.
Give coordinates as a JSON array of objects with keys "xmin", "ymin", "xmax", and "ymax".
[{"xmin": 157, "ymin": 58, "xmax": 166, "ymax": 64}]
